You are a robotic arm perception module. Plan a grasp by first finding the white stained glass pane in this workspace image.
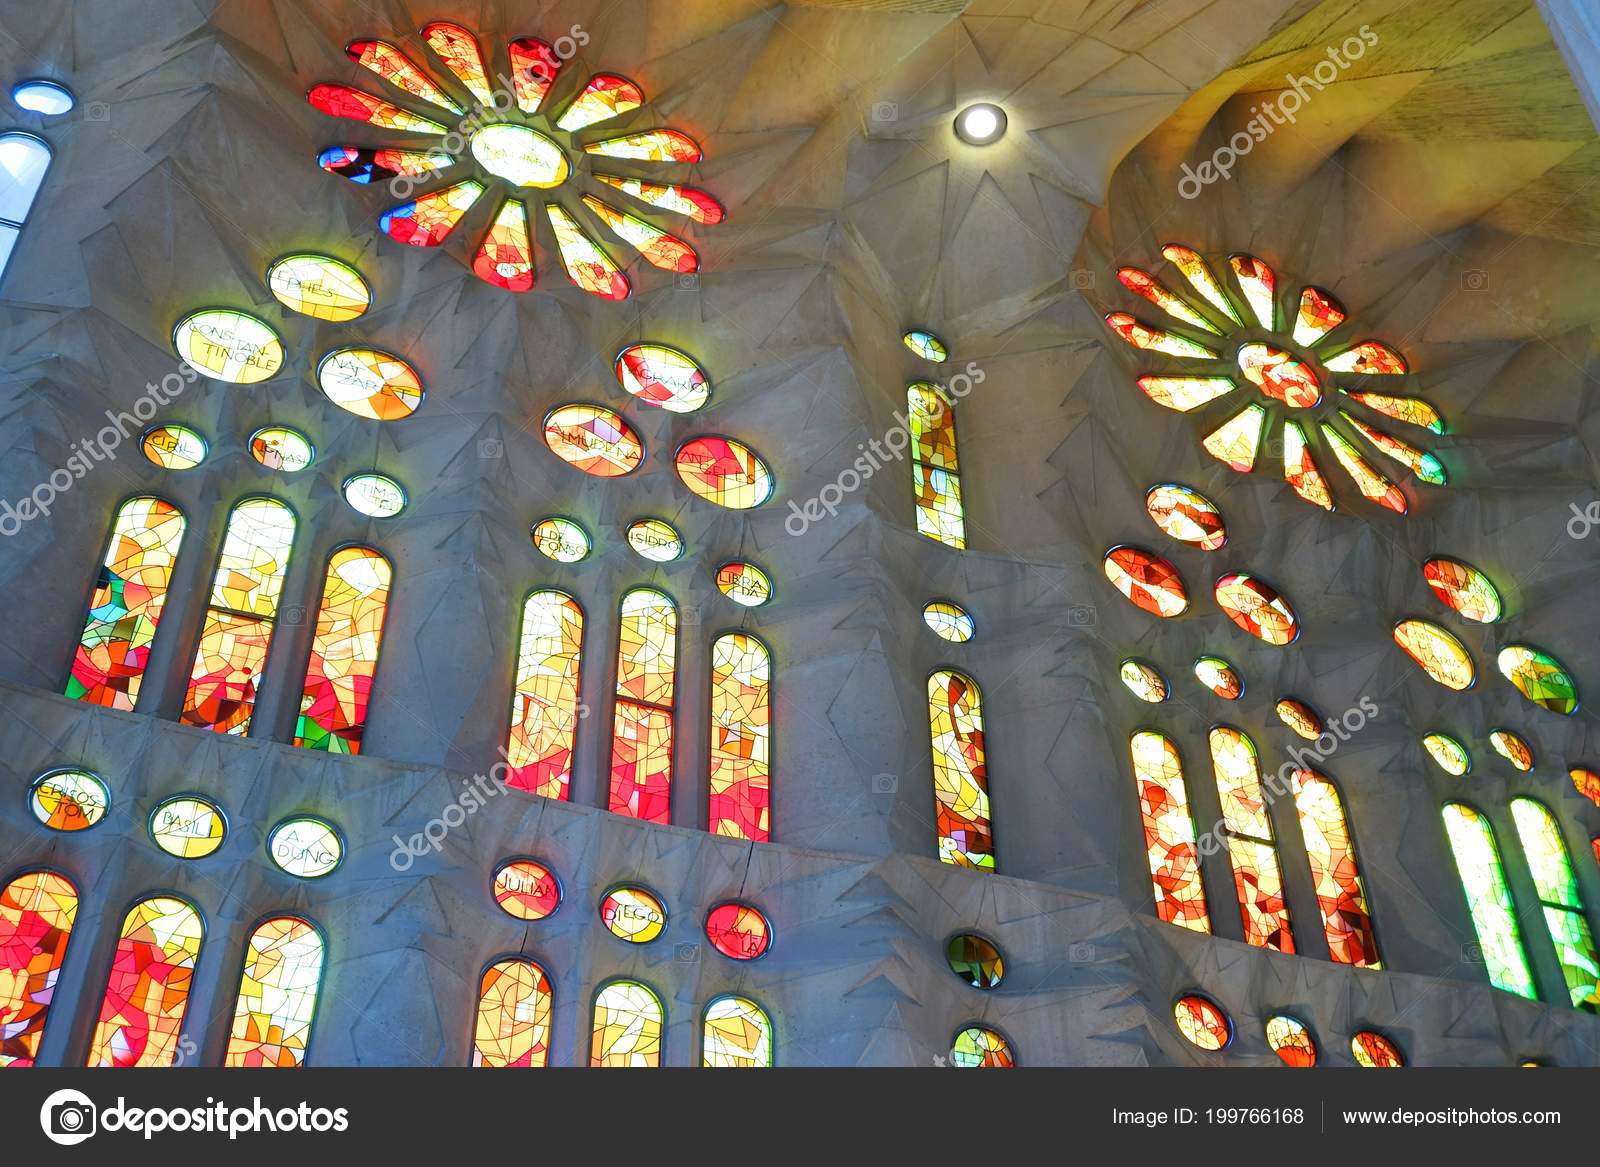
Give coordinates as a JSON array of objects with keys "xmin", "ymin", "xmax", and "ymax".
[{"xmin": 0, "ymin": 132, "xmax": 52, "ymax": 222}]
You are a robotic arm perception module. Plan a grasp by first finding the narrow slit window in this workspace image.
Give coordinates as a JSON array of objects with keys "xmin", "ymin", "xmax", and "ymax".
[
  {"xmin": 608, "ymin": 588, "xmax": 677, "ymax": 823},
  {"xmin": 1289, "ymin": 768, "xmax": 1379, "ymax": 967},
  {"xmin": 1208, "ymin": 726, "xmax": 1293, "ymax": 952},
  {"xmin": 294, "ymin": 547, "xmax": 392, "ymax": 754},
  {"xmin": 1129, "ymin": 731, "xmax": 1211, "ymax": 932},
  {"xmin": 709, "ymin": 632, "xmax": 771, "ymax": 842},
  {"xmin": 1509, "ymin": 798, "xmax": 1599, "ymax": 1010},
  {"xmin": 224, "ymin": 916, "xmax": 324, "ymax": 1067},
  {"xmin": 505, "ymin": 590, "xmax": 584, "ymax": 798},
  {"xmin": 908, "ymin": 382, "xmax": 966, "ymax": 549},
  {"xmin": 928, "ymin": 669, "xmax": 993, "ymax": 869},
  {"xmin": 1442, "ymin": 802, "xmax": 1538, "ymax": 1000},
  {"xmin": 0, "ymin": 132, "xmax": 54, "ymax": 280}
]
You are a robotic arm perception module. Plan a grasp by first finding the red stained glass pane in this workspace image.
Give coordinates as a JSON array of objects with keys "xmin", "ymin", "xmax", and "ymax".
[
  {"xmin": 87, "ymin": 897, "xmax": 204, "ymax": 1067},
  {"xmin": 1103, "ymin": 546, "xmax": 1188, "ymax": 617},
  {"xmin": 582, "ymin": 194, "xmax": 699, "ymax": 272},
  {"xmin": 345, "ymin": 39, "xmax": 462, "ymax": 113},
  {"xmin": 306, "ymin": 83, "xmax": 445, "ymax": 133},
  {"xmin": 705, "ymin": 902, "xmax": 772, "ymax": 960},
  {"xmin": 543, "ymin": 404, "xmax": 643, "ymax": 477},
  {"xmin": 508, "ymin": 38, "xmax": 562, "ymax": 113},
  {"xmin": 1292, "ymin": 286, "xmax": 1345, "ymax": 346},
  {"xmin": 929, "ymin": 670, "xmax": 992, "ymax": 870},
  {"xmin": 1237, "ymin": 343, "xmax": 1322, "ymax": 408},
  {"xmin": 558, "ymin": 74, "xmax": 645, "ymax": 132},
  {"xmin": 675, "ymin": 436, "xmax": 774, "ymax": 509},
  {"xmin": 492, "ymin": 860, "xmax": 562, "ymax": 922},
  {"xmin": 1174, "ymin": 994, "xmax": 1231, "ymax": 1051},
  {"xmin": 1214, "ymin": 572, "xmax": 1298, "ymax": 646},
  {"xmin": 380, "ymin": 180, "xmax": 484, "ymax": 247},
  {"xmin": 1130, "ymin": 731, "xmax": 1210, "ymax": 931},
  {"xmin": 1291, "ymin": 768, "xmax": 1379, "ymax": 967},
  {"xmin": 709, "ymin": 633, "xmax": 770, "ymax": 843},
  {"xmin": 593, "ymin": 174, "xmax": 725, "ymax": 224},
  {"xmin": 473, "ymin": 959, "xmax": 551, "ymax": 1068},
  {"xmin": 584, "ymin": 129, "xmax": 702, "ymax": 163},
  {"xmin": 506, "ymin": 591, "xmax": 584, "ymax": 799},
  {"xmin": 473, "ymin": 199, "xmax": 534, "ymax": 291},
  {"xmin": 0, "ymin": 870, "xmax": 77, "ymax": 1067},
  {"xmin": 420, "ymin": 21, "xmax": 494, "ymax": 107}
]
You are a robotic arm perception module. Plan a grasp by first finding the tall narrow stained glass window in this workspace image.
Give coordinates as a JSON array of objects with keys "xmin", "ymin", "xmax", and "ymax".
[
  {"xmin": 928, "ymin": 670, "xmax": 993, "ymax": 869},
  {"xmin": 1209, "ymin": 727, "xmax": 1293, "ymax": 952},
  {"xmin": 1289, "ymin": 769, "xmax": 1379, "ymax": 967},
  {"xmin": 703, "ymin": 995, "xmax": 772, "ymax": 1067},
  {"xmin": 590, "ymin": 979, "xmax": 662, "ymax": 1067},
  {"xmin": 294, "ymin": 547, "xmax": 392, "ymax": 754},
  {"xmin": 1129, "ymin": 731, "xmax": 1210, "ymax": 932},
  {"xmin": 505, "ymin": 590, "xmax": 584, "ymax": 799},
  {"xmin": 0, "ymin": 132, "xmax": 53, "ymax": 280},
  {"xmin": 0, "ymin": 869, "xmax": 77, "ymax": 1066},
  {"xmin": 1441, "ymin": 803, "xmax": 1537, "ymax": 1000},
  {"xmin": 224, "ymin": 916, "xmax": 324, "ymax": 1067},
  {"xmin": 908, "ymin": 382, "xmax": 966, "ymax": 549},
  {"xmin": 181, "ymin": 497, "xmax": 297, "ymax": 735},
  {"xmin": 67, "ymin": 496, "xmax": 187, "ymax": 710},
  {"xmin": 1508, "ymin": 799, "xmax": 1599, "ymax": 1010},
  {"xmin": 709, "ymin": 633, "xmax": 771, "ymax": 842},
  {"xmin": 473, "ymin": 958, "xmax": 552, "ymax": 1067},
  {"xmin": 87, "ymin": 896, "xmax": 205, "ymax": 1067},
  {"xmin": 609, "ymin": 589, "xmax": 677, "ymax": 823}
]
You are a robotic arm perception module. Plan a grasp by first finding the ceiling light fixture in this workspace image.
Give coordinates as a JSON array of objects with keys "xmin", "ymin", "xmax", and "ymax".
[{"xmin": 954, "ymin": 102, "xmax": 1006, "ymax": 146}]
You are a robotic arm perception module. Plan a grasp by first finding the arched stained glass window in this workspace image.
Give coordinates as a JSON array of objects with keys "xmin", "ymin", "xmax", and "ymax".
[
  {"xmin": 908, "ymin": 382, "xmax": 965, "ymax": 549},
  {"xmin": 506, "ymin": 590, "xmax": 584, "ymax": 799},
  {"xmin": 472, "ymin": 957, "xmax": 552, "ymax": 1067},
  {"xmin": 951, "ymin": 1025, "xmax": 1015, "ymax": 1067},
  {"xmin": 609, "ymin": 588, "xmax": 677, "ymax": 823},
  {"xmin": 67, "ymin": 496, "xmax": 187, "ymax": 710},
  {"xmin": 87, "ymin": 895, "xmax": 205, "ymax": 1066},
  {"xmin": 0, "ymin": 869, "xmax": 77, "ymax": 1066},
  {"xmin": 709, "ymin": 633, "xmax": 771, "ymax": 842},
  {"xmin": 1441, "ymin": 803, "xmax": 1537, "ymax": 1000},
  {"xmin": 928, "ymin": 670, "xmax": 992, "ymax": 870},
  {"xmin": 1129, "ymin": 731, "xmax": 1210, "ymax": 932},
  {"xmin": 703, "ymin": 995, "xmax": 772, "ymax": 1067},
  {"xmin": 181, "ymin": 497, "xmax": 297, "ymax": 735},
  {"xmin": 224, "ymin": 916, "xmax": 324, "ymax": 1067},
  {"xmin": 1289, "ymin": 769, "xmax": 1379, "ymax": 967},
  {"xmin": 0, "ymin": 132, "xmax": 53, "ymax": 279},
  {"xmin": 1508, "ymin": 799, "xmax": 1599, "ymax": 1010},
  {"xmin": 591, "ymin": 979, "xmax": 662, "ymax": 1067},
  {"xmin": 1209, "ymin": 726, "xmax": 1293, "ymax": 952},
  {"xmin": 294, "ymin": 547, "xmax": 392, "ymax": 754}
]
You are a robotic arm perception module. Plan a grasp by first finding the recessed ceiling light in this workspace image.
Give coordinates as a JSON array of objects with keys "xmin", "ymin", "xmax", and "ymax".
[
  {"xmin": 954, "ymin": 102, "xmax": 1006, "ymax": 146},
  {"xmin": 12, "ymin": 80, "xmax": 75, "ymax": 116}
]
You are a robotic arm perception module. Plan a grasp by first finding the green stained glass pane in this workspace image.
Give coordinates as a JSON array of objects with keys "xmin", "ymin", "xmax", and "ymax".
[{"xmin": 1441, "ymin": 803, "xmax": 1537, "ymax": 1000}]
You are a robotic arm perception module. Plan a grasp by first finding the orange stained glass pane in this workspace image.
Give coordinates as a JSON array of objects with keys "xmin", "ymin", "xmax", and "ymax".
[
  {"xmin": 1290, "ymin": 768, "xmax": 1379, "ymax": 967},
  {"xmin": 506, "ymin": 590, "xmax": 584, "ymax": 799},
  {"xmin": 709, "ymin": 634, "xmax": 771, "ymax": 843},
  {"xmin": 558, "ymin": 74, "xmax": 645, "ymax": 132},
  {"xmin": 0, "ymin": 870, "xmax": 78, "ymax": 1067},
  {"xmin": 929, "ymin": 670, "xmax": 993, "ymax": 870},
  {"xmin": 1136, "ymin": 375, "xmax": 1237, "ymax": 411},
  {"xmin": 1129, "ymin": 731, "xmax": 1210, "ymax": 931},
  {"xmin": 581, "ymin": 194, "xmax": 699, "ymax": 272},
  {"xmin": 1282, "ymin": 419, "xmax": 1334, "ymax": 511},
  {"xmin": 421, "ymin": 21, "xmax": 494, "ymax": 107},
  {"xmin": 473, "ymin": 199, "xmax": 534, "ymax": 291},
  {"xmin": 1210, "ymin": 726, "xmax": 1293, "ymax": 952},
  {"xmin": 306, "ymin": 83, "xmax": 447, "ymax": 133},
  {"xmin": 1117, "ymin": 266, "xmax": 1221, "ymax": 333},
  {"xmin": 294, "ymin": 547, "xmax": 392, "ymax": 755},
  {"xmin": 87, "ymin": 896, "xmax": 204, "ymax": 1067},
  {"xmin": 1228, "ymin": 253, "xmax": 1276, "ymax": 330},
  {"xmin": 675, "ymin": 436, "xmax": 774, "ymax": 510},
  {"xmin": 1214, "ymin": 572, "xmax": 1299, "ymax": 646},
  {"xmin": 543, "ymin": 404, "xmax": 643, "ymax": 477},
  {"xmin": 379, "ymin": 180, "xmax": 485, "ymax": 247},
  {"xmin": 1161, "ymin": 244, "xmax": 1244, "ymax": 324},
  {"xmin": 546, "ymin": 203, "xmax": 630, "ymax": 300},
  {"xmin": 223, "ymin": 916, "xmax": 323, "ymax": 1068},
  {"xmin": 584, "ymin": 129, "xmax": 703, "ymax": 163},
  {"xmin": 1203, "ymin": 403, "xmax": 1266, "ymax": 472},
  {"xmin": 1104, "ymin": 312, "xmax": 1218, "ymax": 358},
  {"xmin": 345, "ymin": 39, "xmax": 462, "ymax": 112},
  {"xmin": 1104, "ymin": 546, "xmax": 1188, "ymax": 617},
  {"xmin": 591, "ymin": 980, "xmax": 662, "ymax": 1067},
  {"xmin": 609, "ymin": 589, "xmax": 677, "ymax": 823},
  {"xmin": 1292, "ymin": 286, "xmax": 1345, "ymax": 346},
  {"xmin": 1393, "ymin": 618, "xmax": 1475, "ymax": 690},
  {"xmin": 1174, "ymin": 994, "xmax": 1231, "ymax": 1050},
  {"xmin": 593, "ymin": 174, "xmax": 725, "ymax": 224},
  {"xmin": 473, "ymin": 958, "xmax": 552, "ymax": 1068}
]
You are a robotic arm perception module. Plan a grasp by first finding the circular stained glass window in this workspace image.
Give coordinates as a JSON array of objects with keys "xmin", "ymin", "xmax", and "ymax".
[
  {"xmin": 1351, "ymin": 1030, "xmax": 1404, "ymax": 1067},
  {"xmin": 715, "ymin": 561, "xmax": 772, "ymax": 608},
  {"xmin": 951, "ymin": 1025, "xmax": 1015, "ymax": 1067},
  {"xmin": 28, "ymin": 768, "xmax": 108, "ymax": 831},
  {"xmin": 249, "ymin": 426, "xmax": 315, "ymax": 473},
  {"xmin": 173, "ymin": 308, "xmax": 284, "ymax": 384},
  {"xmin": 1265, "ymin": 1014, "xmax": 1317, "ymax": 1067},
  {"xmin": 492, "ymin": 858, "xmax": 562, "ymax": 921},
  {"xmin": 148, "ymin": 794, "xmax": 227, "ymax": 859},
  {"xmin": 343, "ymin": 472, "xmax": 406, "ymax": 518},
  {"xmin": 675, "ymin": 436, "xmax": 773, "ymax": 509},
  {"xmin": 267, "ymin": 816, "xmax": 343, "ymax": 879},
  {"xmin": 531, "ymin": 516, "xmax": 591, "ymax": 563},
  {"xmin": 626, "ymin": 517, "xmax": 683, "ymax": 562},
  {"xmin": 599, "ymin": 884, "xmax": 667, "ymax": 944},
  {"xmin": 705, "ymin": 901, "xmax": 772, "ymax": 961},
  {"xmin": 141, "ymin": 423, "xmax": 208, "ymax": 470},
  {"xmin": 1173, "ymin": 993, "xmax": 1232, "ymax": 1051},
  {"xmin": 945, "ymin": 932, "xmax": 1004, "ymax": 990}
]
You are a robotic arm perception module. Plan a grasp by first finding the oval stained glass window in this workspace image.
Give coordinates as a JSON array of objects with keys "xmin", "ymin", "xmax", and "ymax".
[
  {"xmin": 945, "ymin": 933, "xmax": 1004, "ymax": 990},
  {"xmin": 1174, "ymin": 994, "xmax": 1231, "ymax": 1051},
  {"xmin": 267, "ymin": 816, "xmax": 343, "ymax": 878},
  {"xmin": 923, "ymin": 599, "xmax": 974, "ymax": 642},
  {"xmin": 174, "ymin": 309, "xmax": 284, "ymax": 384},
  {"xmin": 705, "ymin": 901, "xmax": 772, "ymax": 960},
  {"xmin": 1103, "ymin": 546, "xmax": 1188, "ymax": 617},
  {"xmin": 12, "ymin": 79, "xmax": 74, "ymax": 115},
  {"xmin": 1145, "ymin": 484, "xmax": 1226, "ymax": 551},
  {"xmin": 342, "ymin": 472, "xmax": 406, "ymax": 518},
  {"xmin": 29, "ymin": 768, "xmax": 108, "ymax": 831},
  {"xmin": 1119, "ymin": 659, "xmax": 1167, "ymax": 703},
  {"xmin": 531, "ymin": 516, "xmax": 590, "ymax": 563},
  {"xmin": 1275, "ymin": 697, "xmax": 1323, "ymax": 741},
  {"xmin": 249, "ymin": 426, "xmax": 314, "ymax": 473},
  {"xmin": 1266, "ymin": 1014, "xmax": 1317, "ymax": 1067},
  {"xmin": 951, "ymin": 1025, "xmax": 1014, "ymax": 1067},
  {"xmin": 1214, "ymin": 572, "xmax": 1298, "ymax": 645},
  {"xmin": 1194, "ymin": 656, "xmax": 1242, "ymax": 700},
  {"xmin": 1422, "ymin": 556, "xmax": 1502, "ymax": 623},
  {"xmin": 1351, "ymin": 1030, "xmax": 1403, "ymax": 1067},
  {"xmin": 148, "ymin": 794, "xmax": 227, "ymax": 859},
  {"xmin": 1569, "ymin": 767, "xmax": 1600, "ymax": 807},
  {"xmin": 492, "ymin": 858, "xmax": 562, "ymax": 921},
  {"xmin": 1393, "ymin": 619, "xmax": 1475, "ymax": 690},
  {"xmin": 599, "ymin": 885, "xmax": 667, "ymax": 944},
  {"xmin": 626, "ymin": 517, "xmax": 683, "ymax": 562},
  {"xmin": 141, "ymin": 424, "xmax": 207, "ymax": 470},
  {"xmin": 543, "ymin": 404, "xmax": 643, "ymax": 477},
  {"xmin": 716, "ymin": 561, "xmax": 773, "ymax": 608},
  {"xmin": 266, "ymin": 253, "xmax": 371, "ymax": 321},
  {"xmin": 317, "ymin": 348, "xmax": 424, "ymax": 420},
  {"xmin": 903, "ymin": 329, "xmax": 948, "ymax": 362},
  {"xmin": 1490, "ymin": 729, "xmax": 1534, "ymax": 772},
  {"xmin": 1497, "ymin": 645, "xmax": 1578, "ymax": 716},
  {"xmin": 1423, "ymin": 733, "xmax": 1470, "ymax": 776},
  {"xmin": 676, "ymin": 436, "xmax": 774, "ymax": 509},
  {"xmin": 614, "ymin": 344, "xmax": 710, "ymax": 413}
]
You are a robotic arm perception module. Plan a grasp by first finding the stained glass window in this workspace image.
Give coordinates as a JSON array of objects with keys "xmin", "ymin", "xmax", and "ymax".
[
  {"xmin": 1275, "ymin": 697, "xmax": 1324, "ymax": 741},
  {"xmin": 923, "ymin": 600, "xmax": 975, "ymax": 642},
  {"xmin": 29, "ymin": 768, "xmax": 108, "ymax": 831},
  {"xmin": 1213, "ymin": 572, "xmax": 1298, "ymax": 646},
  {"xmin": 547, "ymin": 203, "xmax": 630, "ymax": 300},
  {"xmin": 1120, "ymin": 659, "xmax": 1168, "ymax": 703},
  {"xmin": 1508, "ymin": 799, "xmax": 1599, "ymax": 1010},
  {"xmin": 703, "ymin": 995, "xmax": 772, "ymax": 1067},
  {"xmin": 1145, "ymin": 483, "xmax": 1226, "ymax": 550},
  {"xmin": 908, "ymin": 382, "xmax": 965, "ymax": 548},
  {"xmin": 181, "ymin": 497, "xmax": 296, "ymax": 735},
  {"xmin": 559, "ymin": 73, "xmax": 644, "ymax": 131},
  {"xmin": 173, "ymin": 309, "xmax": 283, "ymax": 384},
  {"xmin": 600, "ymin": 886, "xmax": 668, "ymax": 944},
  {"xmin": 676, "ymin": 436, "xmax": 774, "ymax": 509},
  {"xmin": 710, "ymin": 633, "xmax": 771, "ymax": 843},
  {"xmin": 1173, "ymin": 994, "xmax": 1231, "ymax": 1051},
  {"xmin": 294, "ymin": 547, "xmax": 392, "ymax": 754},
  {"xmin": 946, "ymin": 933, "xmax": 1004, "ymax": 989},
  {"xmin": 87, "ymin": 895, "xmax": 204, "ymax": 1066},
  {"xmin": 1497, "ymin": 645, "xmax": 1579, "ymax": 716},
  {"xmin": 626, "ymin": 518, "xmax": 684, "ymax": 562},
  {"xmin": 0, "ymin": 132, "xmax": 52, "ymax": 280},
  {"xmin": 1571, "ymin": 767, "xmax": 1600, "ymax": 808},
  {"xmin": 224, "ymin": 916, "xmax": 323, "ymax": 1067},
  {"xmin": 319, "ymin": 146, "xmax": 454, "ymax": 184},
  {"xmin": 67, "ymin": 496, "xmax": 187, "ymax": 711},
  {"xmin": 1441, "ymin": 803, "xmax": 1537, "ymax": 1000},
  {"xmin": 473, "ymin": 958, "xmax": 552, "ymax": 1068},
  {"xmin": 951, "ymin": 1026, "xmax": 1015, "ymax": 1067},
  {"xmin": 506, "ymin": 590, "xmax": 584, "ymax": 799},
  {"xmin": 508, "ymin": 37, "xmax": 562, "ymax": 113},
  {"xmin": 590, "ymin": 979, "xmax": 662, "ymax": 1067},
  {"xmin": 141, "ymin": 423, "xmax": 207, "ymax": 470},
  {"xmin": 342, "ymin": 473, "xmax": 406, "ymax": 518},
  {"xmin": 380, "ymin": 181, "xmax": 485, "ymax": 246},
  {"xmin": 1393, "ymin": 619, "xmax": 1475, "ymax": 690},
  {"xmin": 1422, "ymin": 556, "xmax": 1501, "ymax": 623},
  {"xmin": 266, "ymin": 253, "xmax": 370, "ymax": 321},
  {"xmin": 308, "ymin": 83, "xmax": 447, "ymax": 132},
  {"xmin": 609, "ymin": 589, "xmax": 678, "ymax": 822},
  {"xmin": 267, "ymin": 817, "xmax": 344, "ymax": 879},
  {"xmin": 346, "ymin": 38, "xmax": 463, "ymax": 113},
  {"xmin": 531, "ymin": 517, "xmax": 590, "ymax": 563},
  {"xmin": 929, "ymin": 670, "xmax": 992, "ymax": 869},
  {"xmin": 705, "ymin": 902, "xmax": 772, "ymax": 960},
  {"xmin": 492, "ymin": 859, "xmax": 562, "ymax": 921},
  {"xmin": 1351, "ymin": 1030, "xmax": 1403, "ymax": 1067},
  {"xmin": 1490, "ymin": 729, "xmax": 1533, "ymax": 772},
  {"xmin": 544, "ymin": 404, "xmax": 643, "ymax": 477},
  {"xmin": 593, "ymin": 174, "xmax": 724, "ymax": 224},
  {"xmin": 1104, "ymin": 546, "xmax": 1188, "ymax": 616},
  {"xmin": 583, "ymin": 195, "xmax": 699, "ymax": 273},
  {"xmin": 1194, "ymin": 656, "xmax": 1242, "ymax": 700},
  {"xmin": 474, "ymin": 199, "xmax": 534, "ymax": 291},
  {"xmin": 318, "ymin": 348, "xmax": 425, "ymax": 420},
  {"xmin": 584, "ymin": 129, "xmax": 702, "ymax": 163},
  {"xmin": 1209, "ymin": 727, "xmax": 1293, "ymax": 952},
  {"xmin": 1237, "ymin": 345, "xmax": 1320, "ymax": 408},
  {"xmin": 1290, "ymin": 768, "xmax": 1378, "ymax": 967},
  {"xmin": 148, "ymin": 795, "xmax": 227, "ymax": 859},
  {"xmin": 1265, "ymin": 1014, "xmax": 1316, "ymax": 1067},
  {"xmin": 716, "ymin": 562, "xmax": 773, "ymax": 608},
  {"xmin": 250, "ymin": 427, "xmax": 314, "ymax": 472},
  {"xmin": 1129, "ymin": 731, "xmax": 1209, "ymax": 931},
  {"xmin": 904, "ymin": 329, "xmax": 949, "ymax": 361},
  {"xmin": 1423, "ymin": 733, "xmax": 1471, "ymax": 776},
  {"xmin": 615, "ymin": 344, "xmax": 710, "ymax": 413},
  {"xmin": 0, "ymin": 869, "xmax": 77, "ymax": 1066}
]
